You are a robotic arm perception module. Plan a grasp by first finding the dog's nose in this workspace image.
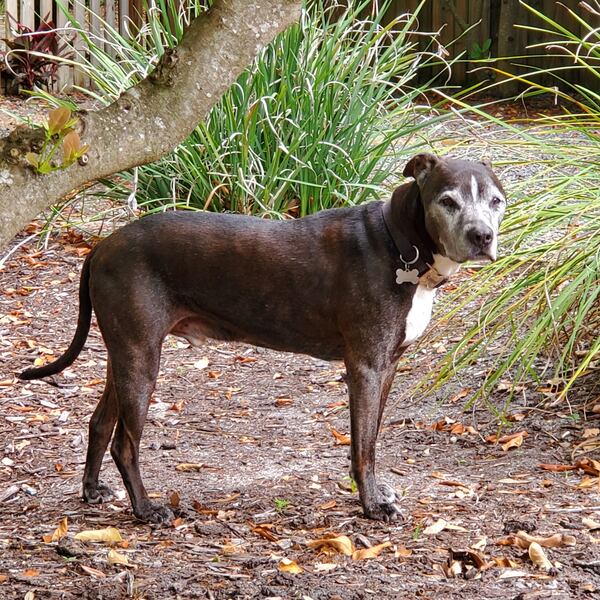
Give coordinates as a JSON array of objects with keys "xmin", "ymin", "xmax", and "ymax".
[{"xmin": 467, "ymin": 225, "xmax": 493, "ymax": 249}]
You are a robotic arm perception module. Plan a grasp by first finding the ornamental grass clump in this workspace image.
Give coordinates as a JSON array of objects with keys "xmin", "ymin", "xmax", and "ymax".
[
  {"xmin": 419, "ymin": 1, "xmax": 599, "ymax": 413},
  {"xmin": 53, "ymin": 0, "xmax": 449, "ymax": 216}
]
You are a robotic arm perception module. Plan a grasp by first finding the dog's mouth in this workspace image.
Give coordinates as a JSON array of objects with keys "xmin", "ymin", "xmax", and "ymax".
[
  {"xmin": 438, "ymin": 239, "xmax": 497, "ymax": 264},
  {"xmin": 473, "ymin": 250, "xmax": 496, "ymax": 262},
  {"xmin": 447, "ymin": 249, "xmax": 497, "ymax": 264}
]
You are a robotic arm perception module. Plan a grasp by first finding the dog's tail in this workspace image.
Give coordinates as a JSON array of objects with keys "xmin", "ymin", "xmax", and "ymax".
[{"xmin": 19, "ymin": 251, "xmax": 94, "ymax": 381}]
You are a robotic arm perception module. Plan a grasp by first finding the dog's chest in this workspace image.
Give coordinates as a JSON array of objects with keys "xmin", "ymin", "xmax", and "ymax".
[
  {"xmin": 399, "ymin": 254, "xmax": 459, "ymax": 347},
  {"xmin": 401, "ymin": 285, "xmax": 436, "ymax": 346}
]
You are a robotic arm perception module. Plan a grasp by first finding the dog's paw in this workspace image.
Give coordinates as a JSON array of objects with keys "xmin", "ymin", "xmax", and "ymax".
[
  {"xmin": 364, "ymin": 500, "xmax": 403, "ymax": 523},
  {"xmin": 362, "ymin": 484, "xmax": 403, "ymax": 523},
  {"xmin": 83, "ymin": 481, "xmax": 115, "ymax": 504},
  {"xmin": 134, "ymin": 501, "xmax": 174, "ymax": 524}
]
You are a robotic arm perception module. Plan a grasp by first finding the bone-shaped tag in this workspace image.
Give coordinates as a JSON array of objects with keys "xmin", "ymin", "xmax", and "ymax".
[{"xmin": 396, "ymin": 268, "xmax": 419, "ymax": 285}]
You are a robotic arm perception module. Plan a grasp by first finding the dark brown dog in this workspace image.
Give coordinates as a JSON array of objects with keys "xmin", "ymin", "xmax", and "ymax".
[{"xmin": 20, "ymin": 153, "xmax": 505, "ymax": 523}]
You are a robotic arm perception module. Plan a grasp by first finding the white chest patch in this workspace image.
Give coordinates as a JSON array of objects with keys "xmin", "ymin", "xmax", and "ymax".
[
  {"xmin": 400, "ymin": 254, "xmax": 460, "ymax": 347},
  {"xmin": 401, "ymin": 284, "xmax": 436, "ymax": 346}
]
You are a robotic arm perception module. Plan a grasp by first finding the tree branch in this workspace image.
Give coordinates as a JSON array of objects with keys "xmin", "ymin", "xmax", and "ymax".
[{"xmin": 0, "ymin": 0, "xmax": 302, "ymax": 249}]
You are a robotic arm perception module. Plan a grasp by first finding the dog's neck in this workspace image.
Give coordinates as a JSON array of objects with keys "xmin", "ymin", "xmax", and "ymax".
[{"xmin": 388, "ymin": 181, "xmax": 438, "ymax": 265}]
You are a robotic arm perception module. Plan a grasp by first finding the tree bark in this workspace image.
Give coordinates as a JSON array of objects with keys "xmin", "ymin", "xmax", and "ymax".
[{"xmin": 0, "ymin": 0, "xmax": 302, "ymax": 250}]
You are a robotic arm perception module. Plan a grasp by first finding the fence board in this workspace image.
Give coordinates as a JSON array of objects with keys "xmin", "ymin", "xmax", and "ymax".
[
  {"xmin": 40, "ymin": 0, "xmax": 52, "ymax": 22},
  {"xmin": 20, "ymin": 0, "xmax": 35, "ymax": 30},
  {"xmin": 89, "ymin": 0, "xmax": 102, "ymax": 72},
  {"xmin": 55, "ymin": 0, "xmax": 70, "ymax": 90},
  {"xmin": 72, "ymin": 0, "xmax": 87, "ymax": 87},
  {"xmin": 119, "ymin": 0, "xmax": 129, "ymax": 38},
  {"xmin": 105, "ymin": 0, "xmax": 116, "ymax": 37},
  {"xmin": 5, "ymin": 0, "xmax": 17, "ymax": 31}
]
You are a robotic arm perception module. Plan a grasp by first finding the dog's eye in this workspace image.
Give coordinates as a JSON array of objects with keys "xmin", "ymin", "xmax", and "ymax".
[
  {"xmin": 439, "ymin": 196, "xmax": 459, "ymax": 210},
  {"xmin": 491, "ymin": 197, "xmax": 504, "ymax": 209}
]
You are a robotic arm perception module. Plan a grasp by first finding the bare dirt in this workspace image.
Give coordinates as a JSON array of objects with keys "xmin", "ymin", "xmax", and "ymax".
[{"xmin": 1, "ymin": 98, "xmax": 600, "ymax": 600}]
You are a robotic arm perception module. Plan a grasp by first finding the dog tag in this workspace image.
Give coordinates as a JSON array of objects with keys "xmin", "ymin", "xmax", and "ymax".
[{"xmin": 395, "ymin": 268, "xmax": 419, "ymax": 285}]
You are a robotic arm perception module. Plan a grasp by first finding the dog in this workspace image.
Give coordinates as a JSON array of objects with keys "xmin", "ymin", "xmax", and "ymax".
[{"xmin": 20, "ymin": 153, "xmax": 506, "ymax": 523}]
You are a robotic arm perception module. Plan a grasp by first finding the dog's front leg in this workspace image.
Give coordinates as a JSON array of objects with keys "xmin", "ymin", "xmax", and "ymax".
[{"xmin": 345, "ymin": 359, "xmax": 400, "ymax": 521}]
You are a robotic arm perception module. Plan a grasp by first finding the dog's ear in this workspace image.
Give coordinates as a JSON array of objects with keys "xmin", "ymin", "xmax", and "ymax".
[{"xmin": 403, "ymin": 153, "xmax": 439, "ymax": 183}]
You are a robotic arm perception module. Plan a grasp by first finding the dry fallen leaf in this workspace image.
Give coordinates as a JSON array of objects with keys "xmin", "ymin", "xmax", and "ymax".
[
  {"xmin": 449, "ymin": 388, "xmax": 472, "ymax": 403},
  {"xmin": 528, "ymin": 542, "xmax": 553, "ymax": 571},
  {"xmin": 278, "ymin": 558, "xmax": 303, "ymax": 574},
  {"xmin": 507, "ymin": 412, "xmax": 527, "ymax": 422},
  {"xmin": 80, "ymin": 564, "xmax": 106, "ymax": 578},
  {"xmin": 424, "ymin": 519, "xmax": 448, "ymax": 535},
  {"xmin": 493, "ymin": 556, "xmax": 521, "ymax": 569},
  {"xmin": 172, "ymin": 517, "xmax": 184, "ymax": 528},
  {"xmin": 170, "ymin": 400, "xmax": 185, "ymax": 412},
  {"xmin": 395, "ymin": 545, "xmax": 412, "ymax": 558},
  {"xmin": 75, "ymin": 527, "xmax": 123, "ymax": 544},
  {"xmin": 502, "ymin": 432, "xmax": 525, "ymax": 452},
  {"xmin": 575, "ymin": 458, "xmax": 600, "ymax": 476},
  {"xmin": 538, "ymin": 463, "xmax": 576, "ymax": 472},
  {"xmin": 275, "ymin": 397, "xmax": 293, "ymax": 407},
  {"xmin": 193, "ymin": 358, "xmax": 209, "ymax": 370},
  {"xmin": 497, "ymin": 569, "xmax": 533, "ymax": 579},
  {"xmin": 175, "ymin": 463, "xmax": 208, "ymax": 471},
  {"xmin": 314, "ymin": 562, "xmax": 337, "ymax": 572},
  {"xmin": 307, "ymin": 535, "xmax": 354, "ymax": 556},
  {"xmin": 582, "ymin": 428, "xmax": 600, "ymax": 439},
  {"xmin": 253, "ymin": 523, "xmax": 279, "ymax": 542},
  {"xmin": 0, "ymin": 575, "xmax": 7, "ymax": 583},
  {"xmin": 487, "ymin": 430, "xmax": 528, "ymax": 444},
  {"xmin": 329, "ymin": 426, "xmax": 351, "ymax": 446},
  {"xmin": 352, "ymin": 541, "xmax": 391, "ymax": 560},
  {"xmin": 582, "ymin": 517, "xmax": 600, "ymax": 531},
  {"xmin": 445, "ymin": 559, "xmax": 463, "ymax": 578},
  {"xmin": 47, "ymin": 517, "xmax": 68, "ymax": 543},
  {"xmin": 499, "ymin": 531, "xmax": 576, "ymax": 550},
  {"xmin": 496, "ymin": 381, "xmax": 526, "ymax": 393},
  {"xmin": 107, "ymin": 549, "xmax": 130, "ymax": 567},
  {"xmin": 22, "ymin": 569, "xmax": 39, "ymax": 577},
  {"xmin": 516, "ymin": 531, "xmax": 576, "ymax": 549},
  {"xmin": 471, "ymin": 537, "xmax": 487, "ymax": 551}
]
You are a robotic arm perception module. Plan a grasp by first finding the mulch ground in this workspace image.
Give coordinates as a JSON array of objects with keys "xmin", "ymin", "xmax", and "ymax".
[{"xmin": 1, "ymin": 97, "xmax": 600, "ymax": 600}]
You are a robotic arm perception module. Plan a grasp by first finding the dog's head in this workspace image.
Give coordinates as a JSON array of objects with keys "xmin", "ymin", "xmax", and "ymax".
[{"xmin": 404, "ymin": 153, "xmax": 506, "ymax": 263}]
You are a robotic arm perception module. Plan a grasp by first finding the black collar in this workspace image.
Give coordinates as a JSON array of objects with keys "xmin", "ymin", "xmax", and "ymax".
[{"xmin": 381, "ymin": 199, "xmax": 449, "ymax": 289}]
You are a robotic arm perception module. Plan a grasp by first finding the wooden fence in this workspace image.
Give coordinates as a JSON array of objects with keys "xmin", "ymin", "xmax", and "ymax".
[
  {"xmin": 380, "ymin": 0, "xmax": 598, "ymax": 91},
  {"xmin": 1, "ymin": 0, "xmax": 598, "ymax": 92}
]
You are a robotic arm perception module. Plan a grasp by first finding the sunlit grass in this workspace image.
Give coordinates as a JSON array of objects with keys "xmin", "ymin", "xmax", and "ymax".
[{"xmin": 415, "ymin": 1, "xmax": 600, "ymax": 414}]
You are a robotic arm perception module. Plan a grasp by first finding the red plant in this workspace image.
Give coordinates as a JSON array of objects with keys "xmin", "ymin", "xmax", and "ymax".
[{"xmin": 1, "ymin": 15, "xmax": 73, "ymax": 93}]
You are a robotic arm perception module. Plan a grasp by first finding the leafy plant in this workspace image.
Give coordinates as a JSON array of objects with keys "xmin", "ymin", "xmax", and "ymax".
[
  {"xmin": 418, "ymin": 1, "xmax": 600, "ymax": 413},
  {"xmin": 273, "ymin": 497, "xmax": 290, "ymax": 512},
  {"xmin": 51, "ymin": 0, "xmax": 451, "ymax": 216},
  {"xmin": 470, "ymin": 38, "xmax": 492, "ymax": 60},
  {"xmin": 0, "ymin": 15, "xmax": 73, "ymax": 93},
  {"xmin": 26, "ymin": 107, "xmax": 89, "ymax": 173},
  {"xmin": 343, "ymin": 476, "xmax": 358, "ymax": 494}
]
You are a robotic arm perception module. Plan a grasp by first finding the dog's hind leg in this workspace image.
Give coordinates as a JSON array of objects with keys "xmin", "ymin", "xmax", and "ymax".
[
  {"xmin": 82, "ymin": 361, "xmax": 118, "ymax": 504},
  {"xmin": 107, "ymin": 341, "xmax": 171, "ymax": 524},
  {"xmin": 345, "ymin": 357, "xmax": 401, "ymax": 522}
]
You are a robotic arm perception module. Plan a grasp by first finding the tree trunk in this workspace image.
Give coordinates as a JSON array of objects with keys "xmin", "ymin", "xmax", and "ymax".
[{"xmin": 0, "ymin": 0, "xmax": 302, "ymax": 250}]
